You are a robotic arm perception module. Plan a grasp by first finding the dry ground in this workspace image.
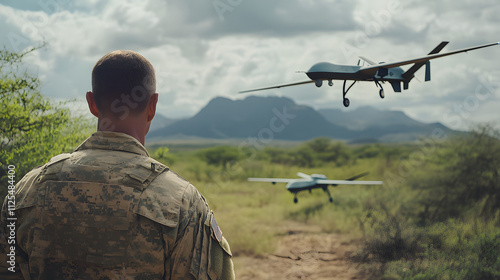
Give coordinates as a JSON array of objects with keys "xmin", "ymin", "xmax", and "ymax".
[{"xmin": 233, "ymin": 224, "xmax": 368, "ymax": 280}]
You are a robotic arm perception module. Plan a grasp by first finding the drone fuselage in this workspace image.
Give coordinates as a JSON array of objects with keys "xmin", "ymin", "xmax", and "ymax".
[
  {"xmin": 306, "ymin": 62, "xmax": 406, "ymax": 85},
  {"xmin": 286, "ymin": 181, "xmax": 330, "ymax": 193},
  {"xmin": 285, "ymin": 174, "xmax": 331, "ymax": 193}
]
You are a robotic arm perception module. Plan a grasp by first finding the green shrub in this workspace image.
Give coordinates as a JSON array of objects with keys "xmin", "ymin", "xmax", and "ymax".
[
  {"xmin": 197, "ymin": 146, "xmax": 244, "ymax": 168},
  {"xmin": 355, "ymin": 127, "xmax": 500, "ymax": 279}
]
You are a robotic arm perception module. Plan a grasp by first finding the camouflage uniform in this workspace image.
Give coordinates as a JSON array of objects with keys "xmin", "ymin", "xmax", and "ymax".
[{"xmin": 0, "ymin": 131, "xmax": 234, "ymax": 279}]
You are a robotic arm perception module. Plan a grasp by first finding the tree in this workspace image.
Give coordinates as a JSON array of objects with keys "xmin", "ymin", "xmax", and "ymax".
[
  {"xmin": 306, "ymin": 137, "xmax": 332, "ymax": 153},
  {"xmin": 197, "ymin": 146, "xmax": 244, "ymax": 168},
  {"xmin": 0, "ymin": 46, "xmax": 92, "ymax": 201}
]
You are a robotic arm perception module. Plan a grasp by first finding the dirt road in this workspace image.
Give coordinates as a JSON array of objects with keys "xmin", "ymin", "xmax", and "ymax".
[{"xmin": 233, "ymin": 225, "xmax": 367, "ymax": 280}]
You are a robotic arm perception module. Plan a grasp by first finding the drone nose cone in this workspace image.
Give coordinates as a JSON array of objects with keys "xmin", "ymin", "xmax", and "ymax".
[
  {"xmin": 306, "ymin": 62, "xmax": 336, "ymax": 80},
  {"xmin": 308, "ymin": 62, "xmax": 335, "ymax": 73}
]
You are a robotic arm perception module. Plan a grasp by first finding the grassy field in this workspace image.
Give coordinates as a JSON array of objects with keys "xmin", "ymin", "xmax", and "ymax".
[
  {"xmin": 149, "ymin": 129, "xmax": 500, "ymax": 279},
  {"xmin": 3, "ymin": 124, "xmax": 498, "ymax": 279}
]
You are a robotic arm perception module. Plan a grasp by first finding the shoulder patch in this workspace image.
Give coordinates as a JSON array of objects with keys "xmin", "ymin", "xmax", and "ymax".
[{"xmin": 211, "ymin": 211, "xmax": 223, "ymax": 243}]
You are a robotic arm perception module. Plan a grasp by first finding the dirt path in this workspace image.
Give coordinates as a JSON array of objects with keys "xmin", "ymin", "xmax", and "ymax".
[{"xmin": 233, "ymin": 225, "xmax": 367, "ymax": 280}]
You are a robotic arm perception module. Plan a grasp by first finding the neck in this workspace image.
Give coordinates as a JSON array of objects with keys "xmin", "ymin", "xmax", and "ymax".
[{"xmin": 97, "ymin": 117, "xmax": 150, "ymax": 145}]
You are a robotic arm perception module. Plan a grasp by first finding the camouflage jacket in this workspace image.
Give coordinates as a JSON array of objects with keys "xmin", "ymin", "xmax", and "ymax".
[{"xmin": 0, "ymin": 131, "xmax": 234, "ymax": 280}]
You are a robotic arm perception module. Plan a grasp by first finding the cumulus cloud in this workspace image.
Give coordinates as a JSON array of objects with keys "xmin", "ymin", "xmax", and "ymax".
[{"xmin": 0, "ymin": 0, "xmax": 498, "ymax": 129}]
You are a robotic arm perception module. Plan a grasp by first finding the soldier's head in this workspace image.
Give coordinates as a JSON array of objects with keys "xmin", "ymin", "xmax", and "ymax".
[
  {"xmin": 86, "ymin": 50, "xmax": 159, "ymax": 144},
  {"xmin": 90, "ymin": 50, "xmax": 156, "ymax": 117}
]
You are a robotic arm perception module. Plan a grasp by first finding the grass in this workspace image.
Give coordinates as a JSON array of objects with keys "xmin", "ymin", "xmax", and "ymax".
[
  {"xmin": 151, "ymin": 144, "xmax": 399, "ymax": 257},
  {"xmin": 148, "ymin": 130, "xmax": 500, "ymax": 279}
]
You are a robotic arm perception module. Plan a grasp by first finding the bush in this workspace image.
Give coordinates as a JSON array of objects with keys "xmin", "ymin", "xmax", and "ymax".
[
  {"xmin": 259, "ymin": 146, "xmax": 293, "ymax": 165},
  {"xmin": 355, "ymin": 127, "xmax": 500, "ymax": 279},
  {"xmin": 197, "ymin": 146, "xmax": 244, "ymax": 169},
  {"xmin": 152, "ymin": 146, "xmax": 176, "ymax": 165},
  {"xmin": 411, "ymin": 126, "xmax": 500, "ymax": 223},
  {"xmin": 356, "ymin": 205, "xmax": 425, "ymax": 264},
  {"xmin": 257, "ymin": 138, "xmax": 354, "ymax": 167}
]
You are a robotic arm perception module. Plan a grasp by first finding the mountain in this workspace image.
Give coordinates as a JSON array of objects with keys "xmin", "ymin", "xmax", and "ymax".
[
  {"xmin": 148, "ymin": 96, "xmax": 355, "ymax": 141},
  {"xmin": 317, "ymin": 106, "xmax": 455, "ymax": 142},
  {"xmin": 147, "ymin": 96, "xmax": 456, "ymax": 143},
  {"xmin": 150, "ymin": 113, "xmax": 178, "ymax": 132},
  {"xmin": 317, "ymin": 107, "xmax": 423, "ymax": 131}
]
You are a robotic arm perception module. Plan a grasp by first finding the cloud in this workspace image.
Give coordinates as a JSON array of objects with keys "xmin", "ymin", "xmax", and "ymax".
[
  {"xmin": 0, "ymin": 0, "xmax": 498, "ymax": 130},
  {"xmin": 208, "ymin": 0, "xmax": 357, "ymax": 36}
]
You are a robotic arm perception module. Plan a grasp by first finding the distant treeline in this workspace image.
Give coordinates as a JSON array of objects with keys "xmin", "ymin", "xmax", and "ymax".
[{"xmin": 158, "ymin": 137, "xmax": 410, "ymax": 169}]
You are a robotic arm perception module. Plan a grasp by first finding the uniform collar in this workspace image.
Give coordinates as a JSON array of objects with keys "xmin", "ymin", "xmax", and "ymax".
[{"xmin": 74, "ymin": 131, "xmax": 150, "ymax": 157}]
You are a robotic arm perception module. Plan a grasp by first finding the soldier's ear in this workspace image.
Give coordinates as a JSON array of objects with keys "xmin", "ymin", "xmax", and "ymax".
[
  {"xmin": 86, "ymin": 91, "xmax": 99, "ymax": 118},
  {"xmin": 147, "ymin": 93, "xmax": 158, "ymax": 122}
]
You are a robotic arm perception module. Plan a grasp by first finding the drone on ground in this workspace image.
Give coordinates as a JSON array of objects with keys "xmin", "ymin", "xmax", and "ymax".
[{"xmin": 248, "ymin": 172, "xmax": 382, "ymax": 203}]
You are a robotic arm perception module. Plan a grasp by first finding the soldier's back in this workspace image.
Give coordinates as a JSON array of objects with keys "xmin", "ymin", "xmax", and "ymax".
[{"xmin": 13, "ymin": 142, "xmax": 193, "ymax": 279}]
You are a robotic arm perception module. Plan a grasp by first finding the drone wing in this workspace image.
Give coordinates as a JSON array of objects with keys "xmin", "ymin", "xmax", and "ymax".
[
  {"xmin": 316, "ymin": 179, "xmax": 382, "ymax": 185},
  {"xmin": 247, "ymin": 178, "xmax": 293, "ymax": 183},
  {"xmin": 358, "ymin": 56, "xmax": 376, "ymax": 65},
  {"xmin": 239, "ymin": 80, "xmax": 314, "ymax": 93},
  {"xmin": 357, "ymin": 41, "xmax": 499, "ymax": 76}
]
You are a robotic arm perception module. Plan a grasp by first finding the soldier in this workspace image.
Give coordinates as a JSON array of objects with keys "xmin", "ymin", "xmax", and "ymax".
[{"xmin": 0, "ymin": 50, "xmax": 235, "ymax": 279}]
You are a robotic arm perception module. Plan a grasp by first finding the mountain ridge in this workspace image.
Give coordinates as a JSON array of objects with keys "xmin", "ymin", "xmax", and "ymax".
[{"xmin": 148, "ymin": 96, "xmax": 455, "ymax": 143}]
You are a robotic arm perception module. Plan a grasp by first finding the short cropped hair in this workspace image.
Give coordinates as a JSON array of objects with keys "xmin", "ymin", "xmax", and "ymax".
[{"xmin": 92, "ymin": 50, "xmax": 156, "ymax": 116}]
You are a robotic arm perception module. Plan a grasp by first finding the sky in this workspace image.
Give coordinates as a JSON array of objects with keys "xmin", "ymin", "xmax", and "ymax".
[{"xmin": 1, "ymin": 0, "xmax": 499, "ymax": 131}]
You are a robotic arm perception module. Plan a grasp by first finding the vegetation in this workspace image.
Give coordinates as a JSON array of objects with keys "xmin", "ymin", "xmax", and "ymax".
[
  {"xmin": 354, "ymin": 127, "xmax": 500, "ymax": 279},
  {"xmin": 151, "ymin": 127, "xmax": 500, "ymax": 279},
  {"xmin": 0, "ymin": 46, "xmax": 92, "ymax": 201}
]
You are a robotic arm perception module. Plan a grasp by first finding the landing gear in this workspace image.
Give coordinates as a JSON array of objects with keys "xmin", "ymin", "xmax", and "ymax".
[
  {"xmin": 293, "ymin": 196, "xmax": 298, "ymax": 204},
  {"xmin": 379, "ymin": 89, "xmax": 385, "ymax": 99},
  {"xmin": 328, "ymin": 80, "xmax": 333, "ymax": 86},
  {"xmin": 323, "ymin": 187, "xmax": 334, "ymax": 203},
  {"xmin": 343, "ymin": 98, "xmax": 350, "ymax": 107},
  {"xmin": 374, "ymin": 77, "xmax": 385, "ymax": 99},
  {"xmin": 342, "ymin": 80, "xmax": 356, "ymax": 107},
  {"xmin": 315, "ymin": 79, "xmax": 323, "ymax": 88}
]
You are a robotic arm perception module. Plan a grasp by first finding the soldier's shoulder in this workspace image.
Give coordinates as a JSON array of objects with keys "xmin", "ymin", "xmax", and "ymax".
[
  {"xmin": 15, "ymin": 153, "xmax": 72, "ymax": 209},
  {"xmin": 135, "ymin": 166, "xmax": 207, "ymax": 228},
  {"xmin": 15, "ymin": 165, "xmax": 43, "ymax": 194},
  {"xmin": 149, "ymin": 169, "xmax": 205, "ymax": 207}
]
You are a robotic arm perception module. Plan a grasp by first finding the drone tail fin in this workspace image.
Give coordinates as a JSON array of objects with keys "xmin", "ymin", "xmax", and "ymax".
[
  {"xmin": 390, "ymin": 81, "xmax": 402, "ymax": 92},
  {"xmin": 345, "ymin": 172, "xmax": 369, "ymax": 181},
  {"xmin": 401, "ymin": 41, "xmax": 449, "ymax": 83}
]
